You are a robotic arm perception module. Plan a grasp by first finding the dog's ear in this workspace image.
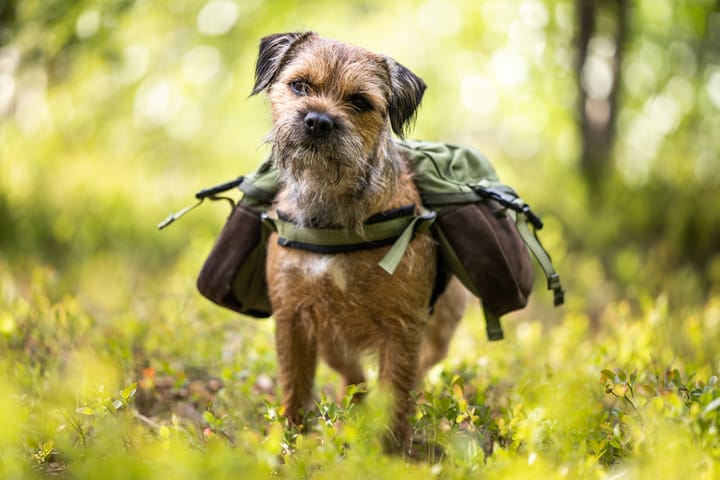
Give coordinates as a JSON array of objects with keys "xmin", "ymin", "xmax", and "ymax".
[
  {"xmin": 252, "ymin": 32, "xmax": 315, "ymax": 95},
  {"xmin": 385, "ymin": 58, "xmax": 427, "ymax": 138}
]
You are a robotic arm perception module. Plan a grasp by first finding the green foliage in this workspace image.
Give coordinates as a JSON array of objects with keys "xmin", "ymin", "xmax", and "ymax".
[
  {"xmin": 1, "ymin": 0, "xmax": 719, "ymax": 478},
  {"xmin": 1, "ymin": 266, "xmax": 719, "ymax": 478},
  {"xmin": 599, "ymin": 367, "xmax": 720, "ymax": 468}
]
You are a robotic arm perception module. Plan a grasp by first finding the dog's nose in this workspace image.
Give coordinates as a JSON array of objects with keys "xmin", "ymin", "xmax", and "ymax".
[{"xmin": 304, "ymin": 111, "xmax": 334, "ymax": 138}]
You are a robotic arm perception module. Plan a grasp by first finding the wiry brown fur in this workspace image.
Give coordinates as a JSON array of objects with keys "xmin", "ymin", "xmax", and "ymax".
[{"xmin": 251, "ymin": 32, "xmax": 467, "ymax": 454}]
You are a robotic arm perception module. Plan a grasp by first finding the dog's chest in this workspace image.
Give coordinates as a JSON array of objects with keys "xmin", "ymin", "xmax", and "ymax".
[
  {"xmin": 294, "ymin": 254, "xmax": 348, "ymax": 292},
  {"xmin": 275, "ymin": 250, "xmax": 352, "ymax": 295}
]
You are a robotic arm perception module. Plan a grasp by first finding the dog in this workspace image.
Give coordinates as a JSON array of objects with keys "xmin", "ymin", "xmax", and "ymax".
[{"xmin": 250, "ymin": 32, "xmax": 468, "ymax": 454}]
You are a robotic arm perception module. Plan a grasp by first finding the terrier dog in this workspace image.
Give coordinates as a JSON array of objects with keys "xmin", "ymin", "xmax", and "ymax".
[{"xmin": 251, "ymin": 32, "xmax": 467, "ymax": 453}]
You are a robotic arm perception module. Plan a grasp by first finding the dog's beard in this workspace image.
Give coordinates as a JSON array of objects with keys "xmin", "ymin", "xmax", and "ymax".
[
  {"xmin": 272, "ymin": 126, "xmax": 367, "ymax": 188},
  {"xmin": 268, "ymin": 122, "xmax": 397, "ymax": 228}
]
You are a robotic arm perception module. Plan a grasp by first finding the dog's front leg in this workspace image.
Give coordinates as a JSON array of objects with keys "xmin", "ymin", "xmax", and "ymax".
[
  {"xmin": 275, "ymin": 312, "xmax": 318, "ymax": 426},
  {"xmin": 378, "ymin": 324, "xmax": 423, "ymax": 454}
]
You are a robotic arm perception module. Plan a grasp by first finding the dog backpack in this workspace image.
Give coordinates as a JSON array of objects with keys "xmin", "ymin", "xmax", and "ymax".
[
  {"xmin": 400, "ymin": 141, "xmax": 564, "ymax": 339},
  {"xmin": 159, "ymin": 140, "xmax": 564, "ymax": 340}
]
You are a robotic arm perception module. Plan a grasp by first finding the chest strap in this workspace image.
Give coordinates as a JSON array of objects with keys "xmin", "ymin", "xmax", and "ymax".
[{"xmin": 261, "ymin": 204, "xmax": 437, "ymax": 275}]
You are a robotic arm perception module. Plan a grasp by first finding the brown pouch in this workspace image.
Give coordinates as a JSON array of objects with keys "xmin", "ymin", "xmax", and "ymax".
[
  {"xmin": 196, "ymin": 203, "xmax": 272, "ymax": 318},
  {"xmin": 433, "ymin": 199, "xmax": 534, "ymax": 317}
]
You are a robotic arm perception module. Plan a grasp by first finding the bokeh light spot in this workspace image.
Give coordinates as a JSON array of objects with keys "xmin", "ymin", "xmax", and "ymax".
[
  {"xmin": 491, "ymin": 48, "xmax": 528, "ymax": 88},
  {"xmin": 416, "ymin": 0, "xmax": 462, "ymax": 38},
  {"xmin": 707, "ymin": 70, "xmax": 720, "ymax": 110},
  {"xmin": 134, "ymin": 77, "xmax": 184, "ymax": 127},
  {"xmin": 183, "ymin": 46, "xmax": 222, "ymax": 85},
  {"xmin": 76, "ymin": 10, "xmax": 101, "ymax": 39},
  {"xmin": 197, "ymin": 0, "xmax": 239, "ymax": 36},
  {"xmin": 582, "ymin": 55, "xmax": 614, "ymax": 99},
  {"xmin": 460, "ymin": 75, "xmax": 499, "ymax": 117},
  {"xmin": 0, "ymin": 74, "xmax": 15, "ymax": 115},
  {"xmin": 519, "ymin": 0, "xmax": 549, "ymax": 29},
  {"xmin": 116, "ymin": 45, "xmax": 150, "ymax": 85}
]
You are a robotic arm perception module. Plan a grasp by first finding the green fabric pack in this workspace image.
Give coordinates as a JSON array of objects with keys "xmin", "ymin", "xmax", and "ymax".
[{"xmin": 163, "ymin": 140, "xmax": 564, "ymax": 340}]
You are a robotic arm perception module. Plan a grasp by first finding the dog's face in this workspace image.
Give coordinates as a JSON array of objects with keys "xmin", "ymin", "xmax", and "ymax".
[{"xmin": 251, "ymin": 32, "xmax": 426, "ymax": 186}]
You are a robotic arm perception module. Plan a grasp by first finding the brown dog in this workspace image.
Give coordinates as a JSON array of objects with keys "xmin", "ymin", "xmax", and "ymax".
[{"xmin": 251, "ymin": 32, "xmax": 467, "ymax": 453}]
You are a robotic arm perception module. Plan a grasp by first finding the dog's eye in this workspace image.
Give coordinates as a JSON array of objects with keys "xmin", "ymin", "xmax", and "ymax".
[
  {"xmin": 290, "ymin": 80, "xmax": 310, "ymax": 96},
  {"xmin": 347, "ymin": 94, "xmax": 372, "ymax": 113}
]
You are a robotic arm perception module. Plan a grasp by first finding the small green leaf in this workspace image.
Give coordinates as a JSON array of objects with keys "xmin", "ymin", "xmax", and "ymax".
[
  {"xmin": 701, "ymin": 397, "xmax": 720, "ymax": 417},
  {"xmin": 612, "ymin": 383, "xmax": 629, "ymax": 397},
  {"xmin": 121, "ymin": 383, "xmax": 137, "ymax": 401},
  {"xmin": 41, "ymin": 441, "xmax": 55, "ymax": 455},
  {"xmin": 76, "ymin": 406, "xmax": 95, "ymax": 416},
  {"xmin": 202, "ymin": 410, "xmax": 217, "ymax": 425}
]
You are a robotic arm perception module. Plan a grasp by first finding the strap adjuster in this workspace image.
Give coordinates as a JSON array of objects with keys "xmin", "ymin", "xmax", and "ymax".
[{"xmin": 548, "ymin": 273, "xmax": 565, "ymax": 306}]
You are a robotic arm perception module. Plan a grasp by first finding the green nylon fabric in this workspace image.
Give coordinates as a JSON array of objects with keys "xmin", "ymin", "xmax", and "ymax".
[
  {"xmin": 399, "ymin": 140, "xmax": 503, "ymax": 206},
  {"xmin": 238, "ymin": 160, "xmax": 278, "ymax": 209}
]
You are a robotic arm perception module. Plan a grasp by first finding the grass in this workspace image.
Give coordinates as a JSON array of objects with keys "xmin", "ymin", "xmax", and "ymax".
[{"xmin": 1, "ymin": 261, "xmax": 718, "ymax": 479}]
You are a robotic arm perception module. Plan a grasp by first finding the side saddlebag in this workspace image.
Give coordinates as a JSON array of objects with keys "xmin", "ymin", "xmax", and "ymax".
[
  {"xmin": 434, "ymin": 199, "xmax": 534, "ymax": 313},
  {"xmin": 433, "ymin": 199, "xmax": 535, "ymax": 339},
  {"xmin": 195, "ymin": 161, "xmax": 279, "ymax": 318},
  {"xmin": 196, "ymin": 202, "xmax": 272, "ymax": 318}
]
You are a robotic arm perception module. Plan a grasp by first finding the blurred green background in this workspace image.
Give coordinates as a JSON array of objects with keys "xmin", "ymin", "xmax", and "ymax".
[{"xmin": 1, "ymin": 0, "xmax": 719, "ymax": 316}]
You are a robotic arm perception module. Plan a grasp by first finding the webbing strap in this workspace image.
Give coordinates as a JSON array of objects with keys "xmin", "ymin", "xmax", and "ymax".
[
  {"xmin": 262, "ymin": 210, "xmax": 436, "ymax": 275},
  {"xmin": 483, "ymin": 304, "xmax": 504, "ymax": 341},
  {"xmin": 377, "ymin": 213, "xmax": 434, "ymax": 274},
  {"xmin": 514, "ymin": 213, "xmax": 565, "ymax": 306}
]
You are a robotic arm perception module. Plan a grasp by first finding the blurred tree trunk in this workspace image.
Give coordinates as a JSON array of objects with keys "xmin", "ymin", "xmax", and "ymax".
[
  {"xmin": 700, "ymin": 0, "xmax": 720, "ymax": 66},
  {"xmin": 0, "ymin": 0, "xmax": 16, "ymax": 45},
  {"xmin": 576, "ymin": 0, "xmax": 628, "ymax": 188},
  {"xmin": 0, "ymin": 1, "xmax": 16, "ymax": 237}
]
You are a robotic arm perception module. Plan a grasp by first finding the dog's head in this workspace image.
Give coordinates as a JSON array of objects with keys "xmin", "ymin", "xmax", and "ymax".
[{"xmin": 251, "ymin": 32, "xmax": 426, "ymax": 181}]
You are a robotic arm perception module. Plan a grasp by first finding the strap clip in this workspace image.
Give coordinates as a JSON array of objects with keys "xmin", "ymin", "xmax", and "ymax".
[
  {"xmin": 471, "ymin": 185, "xmax": 544, "ymax": 230},
  {"xmin": 158, "ymin": 176, "xmax": 245, "ymax": 230}
]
